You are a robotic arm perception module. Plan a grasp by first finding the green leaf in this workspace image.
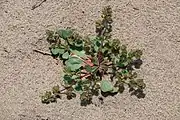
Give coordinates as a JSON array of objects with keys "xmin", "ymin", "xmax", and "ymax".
[
  {"xmin": 84, "ymin": 65, "xmax": 92, "ymax": 73},
  {"xmin": 93, "ymin": 39, "xmax": 101, "ymax": 52},
  {"xmin": 111, "ymin": 87, "xmax": 119, "ymax": 93},
  {"xmin": 41, "ymin": 91, "xmax": 56, "ymax": 104},
  {"xmin": 51, "ymin": 48, "xmax": 65, "ymax": 55},
  {"xmin": 72, "ymin": 75, "xmax": 79, "ymax": 79},
  {"xmin": 71, "ymin": 64, "xmax": 82, "ymax": 71},
  {"xmin": 67, "ymin": 56, "xmax": 82, "ymax": 64},
  {"xmin": 102, "ymin": 47, "xmax": 109, "ymax": 55},
  {"xmin": 85, "ymin": 65, "xmax": 97, "ymax": 73},
  {"xmin": 111, "ymin": 55, "xmax": 119, "ymax": 63},
  {"xmin": 116, "ymin": 61, "xmax": 128, "ymax": 68},
  {"xmin": 121, "ymin": 70, "xmax": 129, "ymax": 74},
  {"xmin": 64, "ymin": 74, "xmax": 73, "ymax": 84},
  {"xmin": 75, "ymin": 40, "xmax": 83, "ymax": 47},
  {"xmin": 62, "ymin": 52, "xmax": 69, "ymax": 59},
  {"xmin": 100, "ymin": 80, "xmax": 113, "ymax": 92},
  {"xmin": 92, "ymin": 57, "xmax": 98, "ymax": 65},
  {"xmin": 71, "ymin": 50, "xmax": 86, "ymax": 57},
  {"xmin": 65, "ymin": 56, "xmax": 83, "ymax": 71},
  {"xmin": 116, "ymin": 62, "xmax": 125, "ymax": 67},
  {"xmin": 74, "ymin": 83, "xmax": 83, "ymax": 94},
  {"xmin": 56, "ymin": 29, "xmax": 73, "ymax": 40},
  {"xmin": 88, "ymin": 36, "xmax": 96, "ymax": 42},
  {"xmin": 52, "ymin": 85, "xmax": 60, "ymax": 94}
]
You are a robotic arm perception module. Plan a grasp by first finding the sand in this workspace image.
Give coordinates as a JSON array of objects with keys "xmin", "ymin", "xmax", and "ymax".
[{"xmin": 0, "ymin": 0, "xmax": 180, "ymax": 120}]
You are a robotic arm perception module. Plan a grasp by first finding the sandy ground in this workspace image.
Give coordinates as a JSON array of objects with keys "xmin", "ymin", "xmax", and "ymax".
[{"xmin": 0, "ymin": 0, "xmax": 180, "ymax": 120}]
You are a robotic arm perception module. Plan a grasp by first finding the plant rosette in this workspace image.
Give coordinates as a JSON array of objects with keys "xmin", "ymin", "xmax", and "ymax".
[{"xmin": 41, "ymin": 6, "xmax": 145, "ymax": 105}]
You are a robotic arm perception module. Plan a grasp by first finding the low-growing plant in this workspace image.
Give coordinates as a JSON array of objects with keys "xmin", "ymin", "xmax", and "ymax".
[{"xmin": 41, "ymin": 6, "xmax": 145, "ymax": 105}]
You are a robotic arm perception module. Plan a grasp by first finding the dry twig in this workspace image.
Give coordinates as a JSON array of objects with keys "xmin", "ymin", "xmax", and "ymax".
[
  {"xmin": 33, "ymin": 49, "xmax": 51, "ymax": 56},
  {"xmin": 31, "ymin": 0, "xmax": 46, "ymax": 10}
]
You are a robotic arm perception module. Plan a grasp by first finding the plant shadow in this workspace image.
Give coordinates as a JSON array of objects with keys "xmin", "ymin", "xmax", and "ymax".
[
  {"xmin": 101, "ymin": 88, "xmax": 146, "ymax": 99},
  {"xmin": 129, "ymin": 88, "xmax": 146, "ymax": 98}
]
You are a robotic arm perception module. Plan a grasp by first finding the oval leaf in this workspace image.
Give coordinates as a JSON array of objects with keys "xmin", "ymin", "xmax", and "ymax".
[
  {"xmin": 100, "ymin": 80, "xmax": 113, "ymax": 92},
  {"xmin": 73, "ymin": 83, "xmax": 83, "ymax": 94},
  {"xmin": 65, "ymin": 56, "xmax": 83, "ymax": 71},
  {"xmin": 71, "ymin": 50, "xmax": 86, "ymax": 57},
  {"xmin": 70, "ymin": 64, "xmax": 82, "ymax": 71},
  {"xmin": 111, "ymin": 87, "xmax": 119, "ymax": 93},
  {"xmin": 51, "ymin": 48, "xmax": 65, "ymax": 55},
  {"xmin": 56, "ymin": 29, "xmax": 73, "ymax": 40},
  {"xmin": 62, "ymin": 52, "xmax": 69, "ymax": 59},
  {"xmin": 68, "ymin": 56, "xmax": 82, "ymax": 64}
]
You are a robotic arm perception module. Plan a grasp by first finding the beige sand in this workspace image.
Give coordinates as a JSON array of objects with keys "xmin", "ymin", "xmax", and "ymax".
[{"xmin": 0, "ymin": 0, "xmax": 180, "ymax": 120}]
